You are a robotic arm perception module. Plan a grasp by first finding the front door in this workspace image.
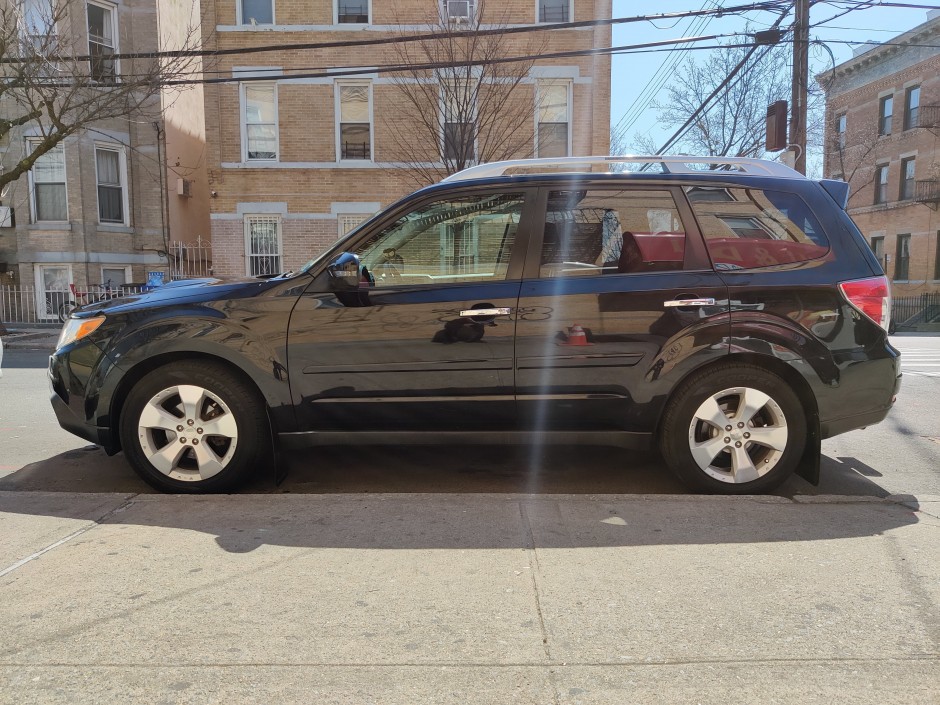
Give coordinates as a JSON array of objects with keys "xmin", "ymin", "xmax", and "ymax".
[
  {"xmin": 288, "ymin": 188, "xmax": 534, "ymax": 431},
  {"xmin": 514, "ymin": 185, "xmax": 729, "ymax": 434}
]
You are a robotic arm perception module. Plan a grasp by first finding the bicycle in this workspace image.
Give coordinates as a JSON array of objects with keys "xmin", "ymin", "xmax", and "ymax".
[{"xmin": 58, "ymin": 280, "xmax": 116, "ymax": 322}]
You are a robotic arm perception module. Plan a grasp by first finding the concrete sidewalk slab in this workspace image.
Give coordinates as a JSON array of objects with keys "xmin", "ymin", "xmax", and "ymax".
[{"xmin": 0, "ymin": 493, "xmax": 937, "ymax": 704}]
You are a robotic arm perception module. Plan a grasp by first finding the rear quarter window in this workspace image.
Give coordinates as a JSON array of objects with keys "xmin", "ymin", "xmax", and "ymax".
[{"xmin": 685, "ymin": 186, "xmax": 829, "ymax": 270}]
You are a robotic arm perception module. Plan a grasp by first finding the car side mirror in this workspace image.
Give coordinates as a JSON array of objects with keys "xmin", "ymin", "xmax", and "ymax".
[{"xmin": 326, "ymin": 252, "xmax": 362, "ymax": 292}]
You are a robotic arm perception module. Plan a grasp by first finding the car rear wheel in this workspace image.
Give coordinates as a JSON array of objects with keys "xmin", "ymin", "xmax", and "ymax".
[
  {"xmin": 119, "ymin": 361, "xmax": 270, "ymax": 493},
  {"xmin": 659, "ymin": 364, "xmax": 806, "ymax": 494}
]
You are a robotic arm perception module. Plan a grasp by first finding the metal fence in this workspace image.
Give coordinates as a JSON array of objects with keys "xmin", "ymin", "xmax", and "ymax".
[
  {"xmin": 0, "ymin": 283, "xmax": 147, "ymax": 326},
  {"xmin": 168, "ymin": 239, "xmax": 213, "ymax": 280},
  {"xmin": 893, "ymin": 293, "xmax": 940, "ymax": 330}
]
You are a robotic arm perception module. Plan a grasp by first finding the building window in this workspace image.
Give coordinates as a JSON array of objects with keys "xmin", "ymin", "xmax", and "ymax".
[
  {"xmin": 240, "ymin": 0, "xmax": 273, "ymax": 25},
  {"xmin": 337, "ymin": 0, "xmax": 368, "ymax": 23},
  {"xmin": 934, "ymin": 231, "xmax": 940, "ymax": 280},
  {"xmin": 245, "ymin": 215, "xmax": 281, "ymax": 276},
  {"xmin": 243, "ymin": 83, "xmax": 278, "ymax": 160},
  {"xmin": 895, "ymin": 234, "xmax": 910, "ymax": 281},
  {"xmin": 537, "ymin": 82, "xmax": 570, "ymax": 157},
  {"xmin": 874, "ymin": 164, "xmax": 888, "ymax": 204},
  {"xmin": 337, "ymin": 82, "xmax": 372, "ymax": 160},
  {"xmin": 87, "ymin": 1, "xmax": 116, "ymax": 82},
  {"xmin": 835, "ymin": 114, "xmax": 846, "ymax": 149},
  {"xmin": 443, "ymin": 0, "xmax": 475, "ymax": 23},
  {"xmin": 539, "ymin": 0, "xmax": 570, "ymax": 22},
  {"xmin": 95, "ymin": 146, "xmax": 126, "ymax": 224},
  {"xmin": 904, "ymin": 86, "xmax": 920, "ymax": 130},
  {"xmin": 339, "ymin": 213, "xmax": 370, "ymax": 238},
  {"xmin": 442, "ymin": 82, "xmax": 476, "ymax": 164},
  {"xmin": 878, "ymin": 95, "xmax": 893, "ymax": 136},
  {"xmin": 101, "ymin": 266, "xmax": 131, "ymax": 287},
  {"xmin": 29, "ymin": 142, "xmax": 67, "ymax": 222},
  {"xmin": 900, "ymin": 157, "xmax": 915, "ymax": 200},
  {"xmin": 870, "ymin": 236, "xmax": 885, "ymax": 267}
]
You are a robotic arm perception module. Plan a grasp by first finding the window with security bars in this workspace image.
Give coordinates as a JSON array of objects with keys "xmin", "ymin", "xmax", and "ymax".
[
  {"xmin": 537, "ymin": 82, "xmax": 570, "ymax": 157},
  {"xmin": 87, "ymin": 2, "xmax": 116, "ymax": 81},
  {"xmin": 96, "ymin": 146, "xmax": 124, "ymax": 224},
  {"xmin": 895, "ymin": 234, "xmax": 910, "ymax": 281},
  {"xmin": 30, "ymin": 142, "xmax": 67, "ymax": 222},
  {"xmin": 338, "ymin": 84, "xmax": 371, "ymax": 160},
  {"xmin": 339, "ymin": 214, "xmax": 370, "ymax": 238},
  {"xmin": 246, "ymin": 216, "xmax": 281, "ymax": 276},
  {"xmin": 337, "ymin": 1, "xmax": 368, "ymax": 23},
  {"xmin": 539, "ymin": 0, "xmax": 569, "ymax": 22}
]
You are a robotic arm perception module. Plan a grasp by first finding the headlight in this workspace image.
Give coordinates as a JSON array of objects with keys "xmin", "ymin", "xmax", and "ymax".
[{"xmin": 57, "ymin": 316, "xmax": 106, "ymax": 350}]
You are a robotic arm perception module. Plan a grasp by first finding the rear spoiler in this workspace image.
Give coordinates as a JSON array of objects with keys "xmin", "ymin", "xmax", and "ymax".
[{"xmin": 819, "ymin": 179, "xmax": 850, "ymax": 209}]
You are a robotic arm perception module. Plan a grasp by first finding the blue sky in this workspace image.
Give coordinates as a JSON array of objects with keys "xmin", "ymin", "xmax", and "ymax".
[{"xmin": 610, "ymin": 1, "xmax": 939, "ymax": 150}]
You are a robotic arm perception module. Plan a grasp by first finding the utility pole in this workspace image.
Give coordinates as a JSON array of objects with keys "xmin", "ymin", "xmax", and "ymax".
[{"xmin": 790, "ymin": 0, "xmax": 810, "ymax": 174}]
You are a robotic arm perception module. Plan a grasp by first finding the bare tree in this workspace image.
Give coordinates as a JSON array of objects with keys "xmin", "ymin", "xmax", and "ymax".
[
  {"xmin": 0, "ymin": 0, "xmax": 198, "ymax": 192},
  {"xmin": 381, "ymin": 1, "xmax": 546, "ymax": 187}
]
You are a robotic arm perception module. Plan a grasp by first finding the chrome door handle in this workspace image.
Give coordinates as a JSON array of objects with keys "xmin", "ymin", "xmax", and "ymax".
[
  {"xmin": 663, "ymin": 298, "xmax": 716, "ymax": 308},
  {"xmin": 460, "ymin": 307, "xmax": 511, "ymax": 317}
]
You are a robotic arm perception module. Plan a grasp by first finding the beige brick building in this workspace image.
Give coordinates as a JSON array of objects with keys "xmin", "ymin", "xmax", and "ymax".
[
  {"xmin": 0, "ymin": 0, "xmax": 171, "ymax": 319},
  {"xmin": 819, "ymin": 11, "xmax": 940, "ymax": 296},
  {"xmin": 195, "ymin": 0, "xmax": 612, "ymax": 277}
]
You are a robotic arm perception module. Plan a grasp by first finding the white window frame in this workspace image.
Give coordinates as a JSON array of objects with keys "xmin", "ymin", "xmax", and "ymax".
[
  {"xmin": 334, "ymin": 0, "xmax": 370, "ymax": 24},
  {"xmin": 100, "ymin": 265, "xmax": 133, "ymax": 287},
  {"xmin": 93, "ymin": 143, "xmax": 129, "ymax": 225},
  {"xmin": 443, "ymin": 1, "xmax": 476, "ymax": 24},
  {"xmin": 85, "ymin": 0, "xmax": 118, "ymax": 82},
  {"xmin": 240, "ymin": 82, "xmax": 279, "ymax": 162},
  {"xmin": 335, "ymin": 80, "xmax": 374, "ymax": 163},
  {"xmin": 26, "ymin": 139, "xmax": 68, "ymax": 223},
  {"xmin": 34, "ymin": 263, "xmax": 73, "ymax": 320},
  {"xmin": 237, "ymin": 0, "xmax": 274, "ymax": 26},
  {"xmin": 440, "ymin": 79, "xmax": 478, "ymax": 164},
  {"xmin": 535, "ymin": 80, "xmax": 572, "ymax": 158},
  {"xmin": 536, "ymin": 0, "xmax": 572, "ymax": 23},
  {"xmin": 244, "ymin": 214, "xmax": 283, "ymax": 276}
]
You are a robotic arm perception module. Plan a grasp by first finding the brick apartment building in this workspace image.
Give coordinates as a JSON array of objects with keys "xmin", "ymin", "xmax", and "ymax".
[
  {"xmin": 0, "ymin": 0, "xmax": 171, "ymax": 320},
  {"xmin": 195, "ymin": 0, "xmax": 613, "ymax": 277},
  {"xmin": 819, "ymin": 10, "xmax": 940, "ymax": 296}
]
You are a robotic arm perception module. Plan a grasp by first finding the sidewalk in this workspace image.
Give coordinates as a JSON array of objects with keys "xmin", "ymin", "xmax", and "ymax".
[
  {"xmin": 1, "ymin": 491, "xmax": 937, "ymax": 704},
  {"xmin": 1, "ymin": 327, "xmax": 60, "ymax": 351}
]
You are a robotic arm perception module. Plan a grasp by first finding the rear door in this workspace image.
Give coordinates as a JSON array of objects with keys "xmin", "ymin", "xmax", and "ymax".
[{"xmin": 513, "ymin": 184, "xmax": 730, "ymax": 434}]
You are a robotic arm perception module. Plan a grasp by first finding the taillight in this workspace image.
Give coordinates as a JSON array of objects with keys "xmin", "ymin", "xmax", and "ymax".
[{"xmin": 839, "ymin": 276, "xmax": 891, "ymax": 331}]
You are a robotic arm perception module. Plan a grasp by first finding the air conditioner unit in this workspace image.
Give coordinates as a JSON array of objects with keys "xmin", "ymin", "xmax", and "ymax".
[
  {"xmin": 447, "ymin": 0, "xmax": 472, "ymax": 22},
  {"xmin": 176, "ymin": 178, "xmax": 192, "ymax": 198},
  {"xmin": 0, "ymin": 206, "xmax": 12, "ymax": 228}
]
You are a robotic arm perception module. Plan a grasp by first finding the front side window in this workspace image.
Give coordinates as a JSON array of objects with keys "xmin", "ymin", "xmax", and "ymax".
[
  {"xmin": 354, "ymin": 193, "xmax": 525, "ymax": 286},
  {"xmin": 686, "ymin": 187, "xmax": 829, "ymax": 270},
  {"xmin": 539, "ymin": 0, "xmax": 570, "ymax": 22},
  {"xmin": 244, "ymin": 83, "xmax": 278, "ymax": 160},
  {"xmin": 904, "ymin": 86, "xmax": 920, "ymax": 130},
  {"xmin": 539, "ymin": 189, "xmax": 686, "ymax": 278},
  {"xmin": 337, "ymin": 83, "xmax": 371, "ymax": 160},
  {"xmin": 241, "ymin": 0, "xmax": 272, "ymax": 25},
  {"xmin": 95, "ymin": 146, "xmax": 125, "ymax": 224},
  {"xmin": 875, "ymin": 164, "xmax": 889, "ymax": 204},
  {"xmin": 337, "ymin": 0, "xmax": 368, "ymax": 23},
  {"xmin": 900, "ymin": 157, "xmax": 915, "ymax": 200},
  {"xmin": 87, "ymin": 1, "xmax": 116, "ymax": 81},
  {"xmin": 879, "ymin": 95, "xmax": 893, "ymax": 136},
  {"xmin": 245, "ymin": 215, "xmax": 281, "ymax": 276},
  {"xmin": 895, "ymin": 234, "xmax": 910, "ymax": 281},
  {"xmin": 537, "ymin": 82, "xmax": 570, "ymax": 158},
  {"xmin": 29, "ymin": 142, "xmax": 67, "ymax": 222}
]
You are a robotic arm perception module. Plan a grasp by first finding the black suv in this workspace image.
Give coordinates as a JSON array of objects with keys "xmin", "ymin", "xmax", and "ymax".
[{"xmin": 49, "ymin": 156, "xmax": 900, "ymax": 494}]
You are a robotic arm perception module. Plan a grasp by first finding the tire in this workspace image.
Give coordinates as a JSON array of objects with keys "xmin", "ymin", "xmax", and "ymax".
[
  {"xmin": 119, "ymin": 361, "xmax": 271, "ymax": 493},
  {"xmin": 659, "ymin": 364, "xmax": 807, "ymax": 494},
  {"xmin": 58, "ymin": 301, "xmax": 75, "ymax": 323}
]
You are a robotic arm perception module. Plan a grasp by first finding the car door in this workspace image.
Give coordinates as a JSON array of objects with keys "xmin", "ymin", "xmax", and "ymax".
[
  {"xmin": 513, "ymin": 183, "xmax": 730, "ymax": 436},
  {"xmin": 287, "ymin": 186, "xmax": 536, "ymax": 432}
]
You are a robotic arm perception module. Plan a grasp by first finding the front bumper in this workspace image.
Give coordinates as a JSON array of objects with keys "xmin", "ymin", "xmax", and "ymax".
[{"xmin": 48, "ymin": 344, "xmax": 119, "ymax": 452}]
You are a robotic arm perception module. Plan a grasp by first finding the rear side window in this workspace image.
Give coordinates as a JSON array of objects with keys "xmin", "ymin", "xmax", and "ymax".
[
  {"xmin": 685, "ymin": 187, "xmax": 829, "ymax": 270},
  {"xmin": 539, "ymin": 189, "xmax": 687, "ymax": 278}
]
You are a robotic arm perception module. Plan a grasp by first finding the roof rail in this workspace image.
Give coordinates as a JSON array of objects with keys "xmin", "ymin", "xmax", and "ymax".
[{"xmin": 440, "ymin": 155, "xmax": 804, "ymax": 183}]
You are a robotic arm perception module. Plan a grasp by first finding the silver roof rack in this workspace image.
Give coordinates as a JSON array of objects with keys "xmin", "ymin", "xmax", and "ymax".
[{"xmin": 440, "ymin": 155, "xmax": 803, "ymax": 183}]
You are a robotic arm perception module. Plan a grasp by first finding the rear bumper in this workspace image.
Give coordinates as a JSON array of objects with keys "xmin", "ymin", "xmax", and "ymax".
[{"xmin": 820, "ymin": 366, "xmax": 901, "ymax": 439}]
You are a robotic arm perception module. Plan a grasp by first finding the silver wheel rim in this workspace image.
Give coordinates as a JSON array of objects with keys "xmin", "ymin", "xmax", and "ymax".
[
  {"xmin": 137, "ymin": 384, "xmax": 238, "ymax": 482},
  {"xmin": 687, "ymin": 386, "xmax": 788, "ymax": 484}
]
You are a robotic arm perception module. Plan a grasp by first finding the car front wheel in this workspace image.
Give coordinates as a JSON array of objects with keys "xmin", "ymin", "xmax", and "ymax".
[
  {"xmin": 119, "ymin": 361, "xmax": 270, "ymax": 493},
  {"xmin": 659, "ymin": 364, "xmax": 807, "ymax": 494}
]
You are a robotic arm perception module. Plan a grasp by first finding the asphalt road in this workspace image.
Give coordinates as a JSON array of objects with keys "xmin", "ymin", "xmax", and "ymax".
[{"xmin": 1, "ymin": 337, "xmax": 937, "ymax": 496}]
